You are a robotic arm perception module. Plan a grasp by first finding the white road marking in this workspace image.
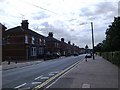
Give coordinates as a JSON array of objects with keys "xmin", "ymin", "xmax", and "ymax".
[
  {"xmin": 40, "ymin": 77, "xmax": 49, "ymax": 80},
  {"xmin": 50, "ymin": 71, "xmax": 59, "ymax": 74},
  {"xmin": 46, "ymin": 60, "xmax": 84, "ymax": 88},
  {"xmin": 34, "ymin": 75, "xmax": 43, "ymax": 80},
  {"xmin": 22, "ymin": 87, "xmax": 31, "ymax": 89},
  {"xmin": 14, "ymin": 83, "xmax": 26, "ymax": 89},
  {"xmin": 32, "ymin": 82, "xmax": 41, "ymax": 85},
  {"xmin": 82, "ymin": 84, "xmax": 91, "ymax": 88},
  {"xmin": 48, "ymin": 73, "xmax": 55, "ymax": 76}
]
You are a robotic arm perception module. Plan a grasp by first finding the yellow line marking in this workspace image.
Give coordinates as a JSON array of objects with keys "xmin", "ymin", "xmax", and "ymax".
[{"xmin": 32, "ymin": 61, "xmax": 80, "ymax": 90}]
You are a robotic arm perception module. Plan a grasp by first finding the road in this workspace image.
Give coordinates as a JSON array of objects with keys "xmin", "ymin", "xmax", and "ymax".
[{"xmin": 2, "ymin": 55, "xmax": 85, "ymax": 89}]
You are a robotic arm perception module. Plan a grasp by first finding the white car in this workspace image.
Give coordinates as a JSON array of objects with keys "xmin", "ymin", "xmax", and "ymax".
[{"xmin": 85, "ymin": 53, "xmax": 92, "ymax": 58}]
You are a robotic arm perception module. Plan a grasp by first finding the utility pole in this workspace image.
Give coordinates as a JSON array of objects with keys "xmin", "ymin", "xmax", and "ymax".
[{"xmin": 91, "ymin": 22, "xmax": 95, "ymax": 60}]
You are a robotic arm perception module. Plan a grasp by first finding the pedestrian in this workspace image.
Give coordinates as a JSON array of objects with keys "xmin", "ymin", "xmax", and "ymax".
[{"xmin": 85, "ymin": 55, "xmax": 87, "ymax": 62}]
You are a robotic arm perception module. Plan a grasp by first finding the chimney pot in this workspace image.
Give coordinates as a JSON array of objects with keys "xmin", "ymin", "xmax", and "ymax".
[
  {"xmin": 21, "ymin": 20, "xmax": 29, "ymax": 30},
  {"xmin": 48, "ymin": 32, "xmax": 53, "ymax": 37},
  {"xmin": 61, "ymin": 38, "xmax": 64, "ymax": 42},
  {"xmin": 68, "ymin": 41, "xmax": 71, "ymax": 44}
]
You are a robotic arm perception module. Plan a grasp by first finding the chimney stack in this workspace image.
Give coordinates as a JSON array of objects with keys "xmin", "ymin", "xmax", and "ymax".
[
  {"xmin": 48, "ymin": 32, "xmax": 53, "ymax": 37},
  {"xmin": 68, "ymin": 41, "xmax": 71, "ymax": 44},
  {"xmin": 73, "ymin": 43, "xmax": 74, "ymax": 46},
  {"xmin": 61, "ymin": 38, "xmax": 64, "ymax": 42},
  {"xmin": 21, "ymin": 20, "xmax": 29, "ymax": 30}
]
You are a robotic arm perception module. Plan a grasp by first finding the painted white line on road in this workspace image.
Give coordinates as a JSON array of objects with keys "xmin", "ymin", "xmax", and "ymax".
[
  {"xmin": 34, "ymin": 75, "xmax": 43, "ymax": 80},
  {"xmin": 40, "ymin": 77, "xmax": 49, "ymax": 80},
  {"xmin": 82, "ymin": 84, "xmax": 90, "ymax": 88},
  {"xmin": 46, "ymin": 60, "xmax": 84, "ymax": 88},
  {"xmin": 33, "ymin": 59, "xmax": 84, "ymax": 89},
  {"xmin": 50, "ymin": 71, "xmax": 59, "ymax": 74},
  {"xmin": 48, "ymin": 73, "xmax": 55, "ymax": 76},
  {"xmin": 14, "ymin": 83, "xmax": 26, "ymax": 89},
  {"xmin": 32, "ymin": 82, "xmax": 41, "ymax": 85}
]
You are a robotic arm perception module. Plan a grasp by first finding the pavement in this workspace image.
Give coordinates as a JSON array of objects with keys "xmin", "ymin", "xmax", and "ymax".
[
  {"xmin": 49, "ymin": 55, "xmax": 119, "ymax": 88},
  {"xmin": 1, "ymin": 60, "xmax": 43, "ymax": 70}
]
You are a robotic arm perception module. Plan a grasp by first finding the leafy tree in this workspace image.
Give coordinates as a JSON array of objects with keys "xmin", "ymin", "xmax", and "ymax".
[
  {"xmin": 95, "ymin": 16, "xmax": 120, "ymax": 52},
  {"xmin": 105, "ymin": 17, "xmax": 120, "ymax": 51}
]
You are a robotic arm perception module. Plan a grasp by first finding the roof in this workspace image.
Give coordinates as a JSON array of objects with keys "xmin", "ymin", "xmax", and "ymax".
[
  {"xmin": 46, "ymin": 36, "xmax": 61, "ymax": 43},
  {"xmin": 6, "ymin": 26, "xmax": 46, "ymax": 38},
  {"xmin": 0, "ymin": 23, "xmax": 7, "ymax": 29}
]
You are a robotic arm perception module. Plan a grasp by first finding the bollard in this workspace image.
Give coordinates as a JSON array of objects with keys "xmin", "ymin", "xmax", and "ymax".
[
  {"xmin": 15, "ymin": 61, "xmax": 17, "ymax": 64},
  {"xmin": 8, "ymin": 61, "xmax": 10, "ymax": 65}
]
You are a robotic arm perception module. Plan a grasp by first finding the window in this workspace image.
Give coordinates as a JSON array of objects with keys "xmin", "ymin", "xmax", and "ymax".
[
  {"xmin": 57, "ymin": 43, "xmax": 59, "ymax": 48},
  {"xmin": 39, "ymin": 47, "xmax": 44, "ymax": 55},
  {"xmin": 39, "ymin": 38, "xmax": 42, "ymax": 45},
  {"xmin": 55, "ymin": 43, "xmax": 59, "ymax": 48},
  {"xmin": 32, "ymin": 37, "xmax": 35, "ymax": 44},
  {"xmin": 6, "ymin": 35, "xmax": 10, "ymax": 44},
  {"xmin": 31, "ymin": 47, "xmax": 37, "ymax": 56},
  {"xmin": 43, "ymin": 39, "xmax": 45, "ymax": 45},
  {"xmin": 55, "ymin": 43, "xmax": 56, "ymax": 47},
  {"xmin": 25, "ymin": 35, "xmax": 28, "ymax": 44}
]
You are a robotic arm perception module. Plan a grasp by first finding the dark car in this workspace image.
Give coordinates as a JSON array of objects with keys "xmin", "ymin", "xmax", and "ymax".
[
  {"xmin": 73, "ymin": 52, "xmax": 78, "ymax": 56},
  {"xmin": 53, "ymin": 52, "xmax": 60, "ymax": 58},
  {"xmin": 44, "ymin": 52, "xmax": 53, "ymax": 60}
]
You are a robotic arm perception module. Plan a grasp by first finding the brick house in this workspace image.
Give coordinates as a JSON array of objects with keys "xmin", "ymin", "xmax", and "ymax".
[
  {"xmin": 66, "ymin": 41, "xmax": 73, "ymax": 56},
  {"xmin": 60, "ymin": 38, "xmax": 69, "ymax": 56},
  {"xmin": 45, "ymin": 32, "xmax": 61, "ymax": 56},
  {"xmin": 0, "ymin": 23, "xmax": 7, "ymax": 61},
  {"xmin": 5, "ymin": 20, "xmax": 46, "ymax": 61}
]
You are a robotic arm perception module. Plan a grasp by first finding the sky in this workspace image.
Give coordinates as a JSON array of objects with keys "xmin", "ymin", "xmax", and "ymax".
[{"xmin": 0, "ymin": 0, "xmax": 119, "ymax": 48}]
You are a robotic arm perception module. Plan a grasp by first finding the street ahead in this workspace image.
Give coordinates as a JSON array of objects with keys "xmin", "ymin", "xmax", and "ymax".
[{"xmin": 2, "ymin": 55, "xmax": 85, "ymax": 89}]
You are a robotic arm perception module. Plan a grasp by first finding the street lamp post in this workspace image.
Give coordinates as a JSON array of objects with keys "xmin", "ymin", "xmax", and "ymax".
[{"xmin": 91, "ymin": 22, "xmax": 95, "ymax": 60}]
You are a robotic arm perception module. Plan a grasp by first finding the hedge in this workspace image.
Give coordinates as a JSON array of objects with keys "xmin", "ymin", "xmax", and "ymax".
[{"xmin": 98, "ymin": 51, "xmax": 120, "ymax": 67}]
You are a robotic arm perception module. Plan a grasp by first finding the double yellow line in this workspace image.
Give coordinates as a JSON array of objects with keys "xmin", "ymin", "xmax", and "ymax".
[{"xmin": 32, "ymin": 61, "xmax": 80, "ymax": 90}]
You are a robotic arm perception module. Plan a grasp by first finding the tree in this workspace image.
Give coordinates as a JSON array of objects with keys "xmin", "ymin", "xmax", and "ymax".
[
  {"xmin": 94, "ymin": 43, "xmax": 103, "ymax": 52},
  {"xmin": 85, "ymin": 45, "xmax": 88, "ymax": 49},
  {"xmin": 95, "ymin": 17, "xmax": 120, "ymax": 52},
  {"xmin": 102, "ymin": 16, "xmax": 120, "ymax": 51}
]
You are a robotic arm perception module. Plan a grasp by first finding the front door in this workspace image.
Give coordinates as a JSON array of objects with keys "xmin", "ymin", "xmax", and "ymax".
[{"xmin": 26, "ymin": 46, "xmax": 30, "ymax": 60}]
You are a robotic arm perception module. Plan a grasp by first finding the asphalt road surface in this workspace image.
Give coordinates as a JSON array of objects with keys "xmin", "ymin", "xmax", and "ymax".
[{"xmin": 2, "ymin": 55, "xmax": 85, "ymax": 89}]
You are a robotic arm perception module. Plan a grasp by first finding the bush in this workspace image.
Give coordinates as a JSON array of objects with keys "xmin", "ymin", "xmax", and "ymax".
[{"xmin": 100, "ymin": 51, "xmax": 120, "ymax": 67}]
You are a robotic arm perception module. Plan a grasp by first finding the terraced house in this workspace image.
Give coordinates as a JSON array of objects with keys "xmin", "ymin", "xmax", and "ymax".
[
  {"xmin": 45, "ymin": 32, "xmax": 61, "ymax": 56},
  {"xmin": 5, "ymin": 20, "xmax": 46, "ymax": 61},
  {"xmin": 1, "ymin": 23, "xmax": 7, "ymax": 63}
]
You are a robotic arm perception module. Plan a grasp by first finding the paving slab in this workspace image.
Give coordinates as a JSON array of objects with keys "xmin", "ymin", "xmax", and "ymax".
[{"xmin": 50, "ymin": 56, "xmax": 118, "ymax": 88}]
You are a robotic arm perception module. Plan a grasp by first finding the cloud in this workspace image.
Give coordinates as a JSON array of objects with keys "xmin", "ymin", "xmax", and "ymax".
[
  {"xmin": 0, "ymin": 0, "xmax": 5, "ymax": 2},
  {"xmin": 80, "ymin": 2, "xmax": 117, "ymax": 21},
  {"xmin": 32, "ymin": 12, "xmax": 50, "ymax": 20},
  {"xmin": 95, "ymin": 2, "xmax": 116, "ymax": 14},
  {"xmin": 0, "ymin": 0, "xmax": 119, "ymax": 48},
  {"xmin": 41, "ymin": 22, "xmax": 52, "ymax": 27}
]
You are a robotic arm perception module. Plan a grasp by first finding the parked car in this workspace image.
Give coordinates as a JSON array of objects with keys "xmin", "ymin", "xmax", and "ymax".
[
  {"xmin": 53, "ymin": 52, "xmax": 60, "ymax": 58},
  {"xmin": 44, "ymin": 52, "xmax": 53, "ymax": 60},
  {"xmin": 73, "ymin": 52, "xmax": 78, "ymax": 56}
]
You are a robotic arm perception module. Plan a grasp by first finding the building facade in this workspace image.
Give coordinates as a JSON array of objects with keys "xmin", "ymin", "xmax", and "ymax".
[
  {"xmin": 45, "ymin": 32, "xmax": 61, "ymax": 56},
  {"xmin": 0, "ymin": 23, "xmax": 7, "ymax": 62},
  {"xmin": 5, "ymin": 20, "xmax": 46, "ymax": 61}
]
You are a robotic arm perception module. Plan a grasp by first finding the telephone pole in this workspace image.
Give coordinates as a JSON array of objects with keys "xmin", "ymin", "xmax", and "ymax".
[{"xmin": 91, "ymin": 22, "xmax": 95, "ymax": 60}]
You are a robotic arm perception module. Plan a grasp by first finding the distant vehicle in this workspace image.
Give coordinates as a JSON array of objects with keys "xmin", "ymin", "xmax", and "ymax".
[
  {"xmin": 73, "ymin": 52, "xmax": 78, "ymax": 56},
  {"xmin": 85, "ymin": 53, "xmax": 92, "ymax": 58},
  {"xmin": 53, "ymin": 52, "xmax": 60, "ymax": 58}
]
